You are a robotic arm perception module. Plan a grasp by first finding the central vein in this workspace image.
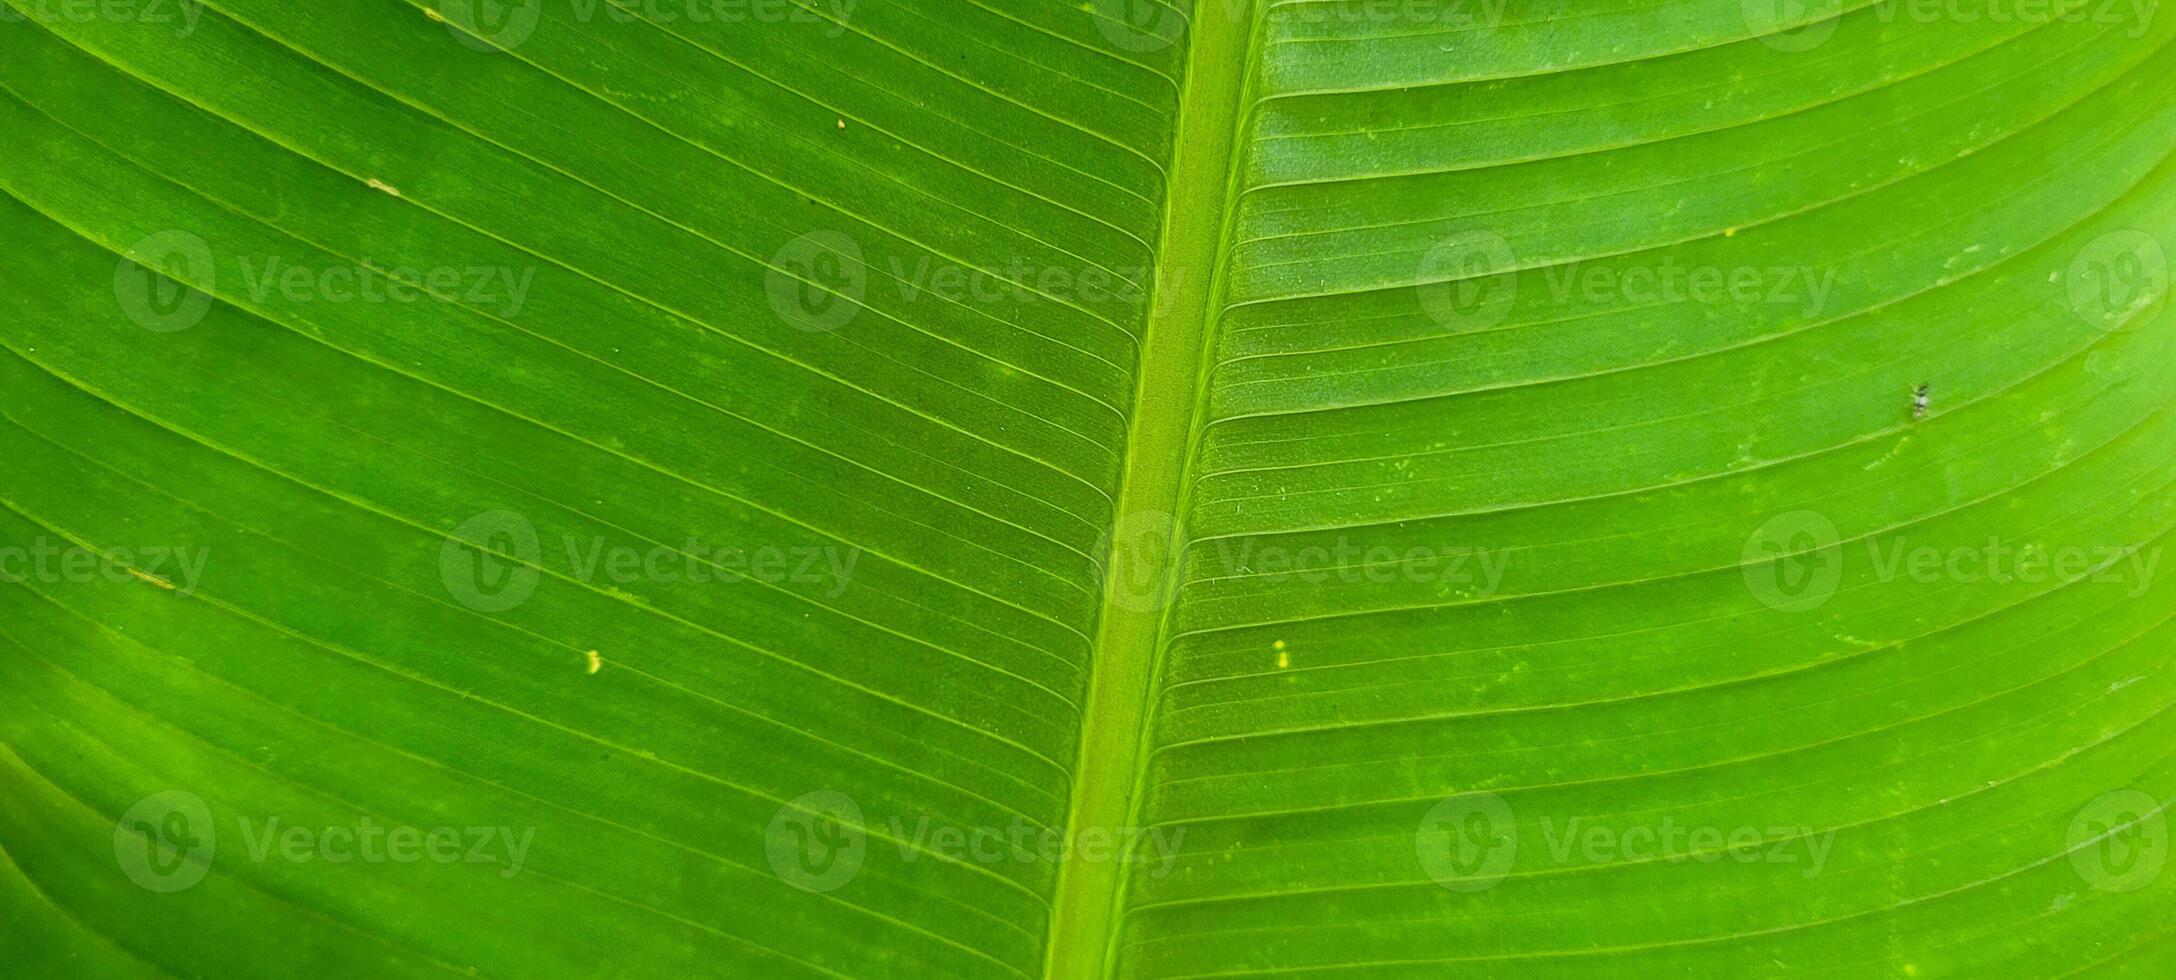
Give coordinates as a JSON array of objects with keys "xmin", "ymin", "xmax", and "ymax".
[{"xmin": 1043, "ymin": 4, "xmax": 1262, "ymax": 978}]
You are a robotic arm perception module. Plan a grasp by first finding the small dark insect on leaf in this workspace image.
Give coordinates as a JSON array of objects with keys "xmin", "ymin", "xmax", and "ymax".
[{"xmin": 1912, "ymin": 382, "xmax": 1932, "ymax": 420}]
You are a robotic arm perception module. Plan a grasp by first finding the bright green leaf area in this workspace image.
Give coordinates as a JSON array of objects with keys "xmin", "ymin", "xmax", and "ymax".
[{"xmin": 3, "ymin": 0, "xmax": 2173, "ymax": 976}]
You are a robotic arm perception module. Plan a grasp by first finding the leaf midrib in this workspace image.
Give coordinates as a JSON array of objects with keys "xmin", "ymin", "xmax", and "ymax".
[{"xmin": 1044, "ymin": 5, "xmax": 1265, "ymax": 979}]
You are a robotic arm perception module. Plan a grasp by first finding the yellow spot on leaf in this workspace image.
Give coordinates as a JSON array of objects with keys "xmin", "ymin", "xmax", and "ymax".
[
  {"xmin": 424, "ymin": 7, "xmax": 444, "ymax": 22},
  {"xmin": 585, "ymin": 650, "xmax": 603, "ymax": 674},
  {"xmin": 1277, "ymin": 651, "xmax": 1289, "ymax": 669},
  {"xmin": 127, "ymin": 568, "xmax": 176, "ymax": 591},
  {"xmin": 1723, "ymin": 227, "xmax": 1738, "ymax": 237},
  {"xmin": 366, "ymin": 178, "xmax": 402, "ymax": 197}
]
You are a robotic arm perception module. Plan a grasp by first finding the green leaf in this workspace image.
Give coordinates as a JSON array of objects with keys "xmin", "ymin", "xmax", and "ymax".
[{"xmin": 2, "ymin": 0, "xmax": 2172, "ymax": 977}]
